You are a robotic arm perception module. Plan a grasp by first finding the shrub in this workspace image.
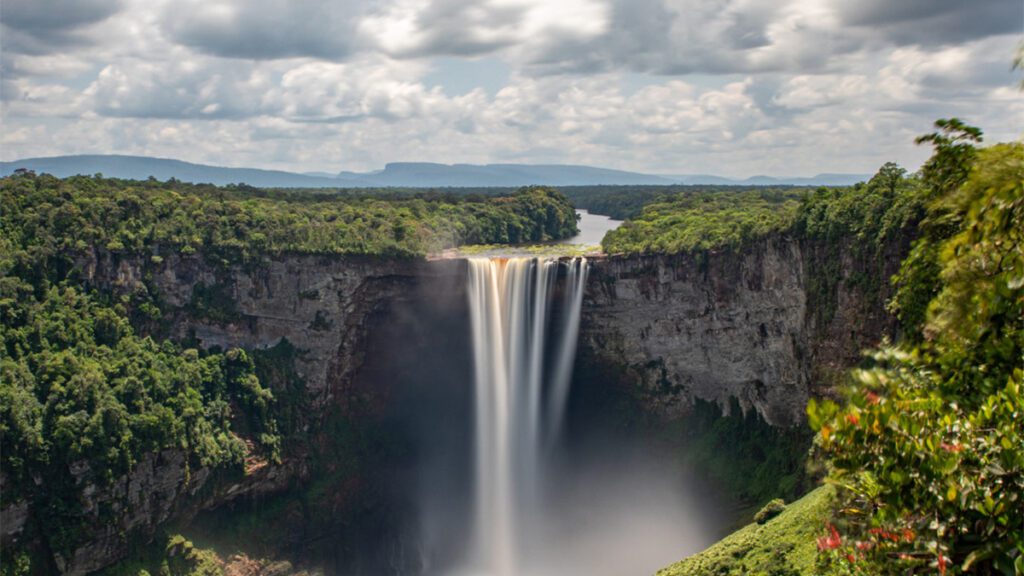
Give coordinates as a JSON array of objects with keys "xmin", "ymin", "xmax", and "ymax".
[{"xmin": 754, "ymin": 499, "xmax": 787, "ymax": 524}]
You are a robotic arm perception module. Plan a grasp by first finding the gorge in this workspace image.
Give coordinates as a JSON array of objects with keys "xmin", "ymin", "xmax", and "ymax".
[
  {"xmin": 0, "ymin": 220, "xmax": 907, "ymax": 574},
  {"xmin": 0, "ymin": 166, "xmax": 936, "ymax": 576}
]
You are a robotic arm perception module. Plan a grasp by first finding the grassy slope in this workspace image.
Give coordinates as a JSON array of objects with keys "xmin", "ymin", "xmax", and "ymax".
[{"xmin": 656, "ymin": 485, "xmax": 834, "ymax": 576}]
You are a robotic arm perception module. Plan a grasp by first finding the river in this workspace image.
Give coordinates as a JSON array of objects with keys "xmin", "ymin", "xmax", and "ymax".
[{"xmin": 558, "ymin": 209, "xmax": 623, "ymax": 247}]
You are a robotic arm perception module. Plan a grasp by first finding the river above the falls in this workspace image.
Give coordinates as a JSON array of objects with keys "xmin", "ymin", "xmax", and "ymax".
[
  {"xmin": 436, "ymin": 210, "xmax": 624, "ymax": 259},
  {"xmin": 559, "ymin": 209, "xmax": 623, "ymax": 247}
]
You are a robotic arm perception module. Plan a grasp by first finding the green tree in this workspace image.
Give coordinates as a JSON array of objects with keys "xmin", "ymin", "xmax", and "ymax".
[
  {"xmin": 809, "ymin": 141, "xmax": 1024, "ymax": 575},
  {"xmin": 890, "ymin": 120, "xmax": 985, "ymax": 339},
  {"xmin": 869, "ymin": 162, "xmax": 907, "ymax": 197},
  {"xmin": 915, "ymin": 118, "xmax": 984, "ymax": 200}
]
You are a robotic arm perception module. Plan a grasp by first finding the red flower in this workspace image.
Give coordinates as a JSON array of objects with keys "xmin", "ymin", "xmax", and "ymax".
[
  {"xmin": 846, "ymin": 413, "xmax": 860, "ymax": 425},
  {"xmin": 938, "ymin": 553, "xmax": 947, "ymax": 576},
  {"xmin": 868, "ymin": 527, "xmax": 900, "ymax": 542},
  {"xmin": 846, "ymin": 554, "xmax": 856, "ymax": 563},
  {"xmin": 817, "ymin": 524, "xmax": 842, "ymax": 550},
  {"xmin": 940, "ymin": 442, "xmax": 963, "ymax": 453},
  {"xmin": 865, "ymin": 391, "xmax": 880, "ymax": 404}
]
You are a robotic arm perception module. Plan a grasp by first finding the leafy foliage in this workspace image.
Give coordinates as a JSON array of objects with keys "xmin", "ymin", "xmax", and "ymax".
[
  {"xmin": 808, "ymin": 139, "xmax": 1024, "ymax": 574},
  {"xmin": 0, "ymin": 284, "xmax": 281, "ymax": 488},
  {"xmin": 600, "ymin": 188, "xmax": 803, "ymax": 254},
  {"xmin": 793, "ymin": 163, "xmax": 925, "ymax": 329},
  {"xmin": 0, "ymin": 174, "xmax": 578, "ymax": 261},
  {"xmin": 679, "ymin": 399, "xmax": 813, "ymax": 507},
  {"xmin": 561, "ymin": 184, "xmax": 810, "ymax": 221},
  {"xmin": 889, "ymin": 119, "xmax": 986, "ymax": 339},
  {"xmin": 99, "ymin": 533, "xmax": 229, "ymax": 576},
  {"xmin": 755, "ymin": 499, "xmax": 787, "ymax": 525},
  {"xmin": 915, "ymin": 119, "xmax": 984, "ymax": 200},
  {"xmin": 0, "ymin": 280, "xmax": 281, "ymax": 558},
  {"xmin": 792, "ymin": 165, "xmax": 922, "ymax": 252},
  {"xmin": 561, "ymin": 186, "xmax": 678, "ymax": 220},
  {"xmin": 658, "ymin": 486, "xmax": 835, "ymax": 576},
  {"xmin": 584, "ymin": 166, "xmax": 924, "ymax": 258}
]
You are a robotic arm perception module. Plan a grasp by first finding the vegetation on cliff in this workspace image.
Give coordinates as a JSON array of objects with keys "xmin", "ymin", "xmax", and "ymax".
[
  {"xmin": 561, "ymin": 185, "xmax": 796, "ymax": 221},
  {"xmin": 0, "ymin": 284, "xmax": 281, "ymax": 485},
  {"xmin": 677, "ymin": 399, "xmax": 813, "ymax": 508},
  {"xmin": 0, "ymin": 277, "xmax": 282, "ymax": 559},
  {"xmin": 0, "ymin": 173, "xmax": 578, "ymax": 260},
  {"xmin": 658, "ymin": 486, "xmax": 835, "ymax": 576},
  {"xmin": 792, "ymin": 162, "xmax": 923, "ymax": 254},
  {"xmin": 808, "ymin": 132, "xmax": 1023, "ymax": 574},
  {"xmin": 100, "ymin": 532, "xmax": 310, "ymax": 576},
  {"xmin": 656, "ymin": 123, "xmax": 1021, "ymax": 575},
  {"xmin": 793, "ymin": 163, "xmax": 926, "ymax": 332},
  {"xmin": 600, "ymin": 188, "xmax": 802, "ymax": 254},
  {"xmin": 598, "ymin": 163, "xmax": 926, "ymax": 257}
]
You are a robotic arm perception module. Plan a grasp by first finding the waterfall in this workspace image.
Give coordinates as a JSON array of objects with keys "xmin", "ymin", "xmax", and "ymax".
[{"xmin": 465, "ymin": 256, "xmax": 589, "ymax": 576}]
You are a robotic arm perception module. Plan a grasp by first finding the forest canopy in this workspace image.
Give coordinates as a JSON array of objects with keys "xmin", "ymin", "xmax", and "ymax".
[
  {"xmin": 0, "ymin": 174, "xmax": 578, "ymax": 261},
  {"xmin": 599, "ymin": 188, "xmax": 804, "ymax": 254}
]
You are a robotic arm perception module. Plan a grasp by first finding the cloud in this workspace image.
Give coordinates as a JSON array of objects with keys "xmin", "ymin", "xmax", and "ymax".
[
  {"xmin": 503, "ymin": 0, "xmax": 839, "ymax": 76},
  {"xmin": 1, "ymin": 0, "xmax": 123, "ymax": 35},
  {"xmin": 82, "ymin": 56, "xmax": 271, "ymax": 119},
  {"xmin": 2, "ymin": 0, "xmax": 1023, "ymax": 179},
  {"xmin": 160, "ymin": 0, "xmax": 369, "ymax": 60},
  {"xmin": 836, "ymin": 0, "xmax": 1023, "ymax": 46},
  {"xmin": 76, "ymin": 53, "xmax": 451, "ymax": 123},
  {"xmin": 494, "ymin": 0, "xmax": 1021, "ymax": 77},
  {"xmin": 1, "ymin": 0, "xmax": 124, "ymax": 54},
  {"xmin": 267, "ymin": 58, "xmax": 446, "ymax": 121},
  {"xmin": 361, "ymin": 0, "xmax": 610, "ymax": 59}
]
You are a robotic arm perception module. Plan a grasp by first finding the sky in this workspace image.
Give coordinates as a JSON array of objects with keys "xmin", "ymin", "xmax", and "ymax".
[{"xmin": 1, "ymin": 0, "xmax": 1022, "ymax": 178}]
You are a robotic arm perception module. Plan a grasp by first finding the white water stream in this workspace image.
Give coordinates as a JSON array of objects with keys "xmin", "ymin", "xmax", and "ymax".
[{"xmin": 465, "ymin": 257, "xmax": 588, "ymax": 575}]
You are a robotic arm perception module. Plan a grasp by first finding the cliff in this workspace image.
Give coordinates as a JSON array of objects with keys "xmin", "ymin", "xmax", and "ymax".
[
  {"xmin": 78, "ymin": 250, "xmax": 445, "ymax": 409},
  {"xmin": 580, "ymin": 230, "xmax": 911, "ymax": 426}
]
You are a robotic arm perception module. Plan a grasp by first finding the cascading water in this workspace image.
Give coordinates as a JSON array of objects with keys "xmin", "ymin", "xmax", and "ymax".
[{"xmin": 465, "ymin": 256, "xmax": 588, "ymax": 576}]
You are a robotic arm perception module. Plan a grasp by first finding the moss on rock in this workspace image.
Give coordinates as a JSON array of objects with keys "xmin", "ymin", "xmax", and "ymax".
[{"xmin": 657, "ymin": 485, "xmax": 834, "ymax": 576}]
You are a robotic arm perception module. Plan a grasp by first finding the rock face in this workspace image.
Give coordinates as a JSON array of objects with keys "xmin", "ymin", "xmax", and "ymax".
[
  {"xmin": 61, "ymin": 451, "xmax": 301, "ymax": 575},
  {"xmin": 580, "ymin": 232, "xmax": 909, "ymax": 426},
  {"xmin": 78, "ymin": 251, "xmax": 455, "ymax": 410},
  {"xmin": 0, "ymin": 474, "xmax": 30, "ymax": 543}
]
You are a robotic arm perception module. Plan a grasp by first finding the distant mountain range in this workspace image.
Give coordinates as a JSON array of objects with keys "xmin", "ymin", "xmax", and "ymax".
[
  {"xmin": 659, "ymin": 173, "xmax": 875, "ymax": 187},
  {"xmin": 0, "ymin": 155, "xmax": 350, "ymax": 188},
  {"xmin": 0, "ymin": 155, "xmax": 872, "ymax": 188}
]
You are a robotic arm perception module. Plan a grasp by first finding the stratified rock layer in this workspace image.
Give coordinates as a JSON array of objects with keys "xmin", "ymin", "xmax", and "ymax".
[
  {"xmin": 580, "ymin": 231, "xmax": 908, "ymax": 426},
  {"xmin": 582, "ymin": 237, "xmax": 809, "ymax": 426}
]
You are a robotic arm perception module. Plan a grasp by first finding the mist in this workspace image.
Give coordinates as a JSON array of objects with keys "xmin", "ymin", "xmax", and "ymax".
[{"xmin": 356, "ymin": 258, "xmax": 724, "ymax": 576}]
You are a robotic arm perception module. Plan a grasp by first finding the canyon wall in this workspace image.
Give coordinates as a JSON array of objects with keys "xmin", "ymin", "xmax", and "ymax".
[
  {"xmin": 580, "ymin": 231, "xmax": 911, "ymax": 426},
  {"xmin": 79, "ymin": 250, "xmax": 451, "ymax": 409},
  {"xmin": 581, "ymin": 236, "xmax": 809, "ymax": 426}
]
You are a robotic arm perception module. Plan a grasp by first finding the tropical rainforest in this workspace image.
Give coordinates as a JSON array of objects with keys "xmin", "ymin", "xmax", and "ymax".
[{"xmin": 0, "ymin": 176, "xmax": 578, "ymax": 259}]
